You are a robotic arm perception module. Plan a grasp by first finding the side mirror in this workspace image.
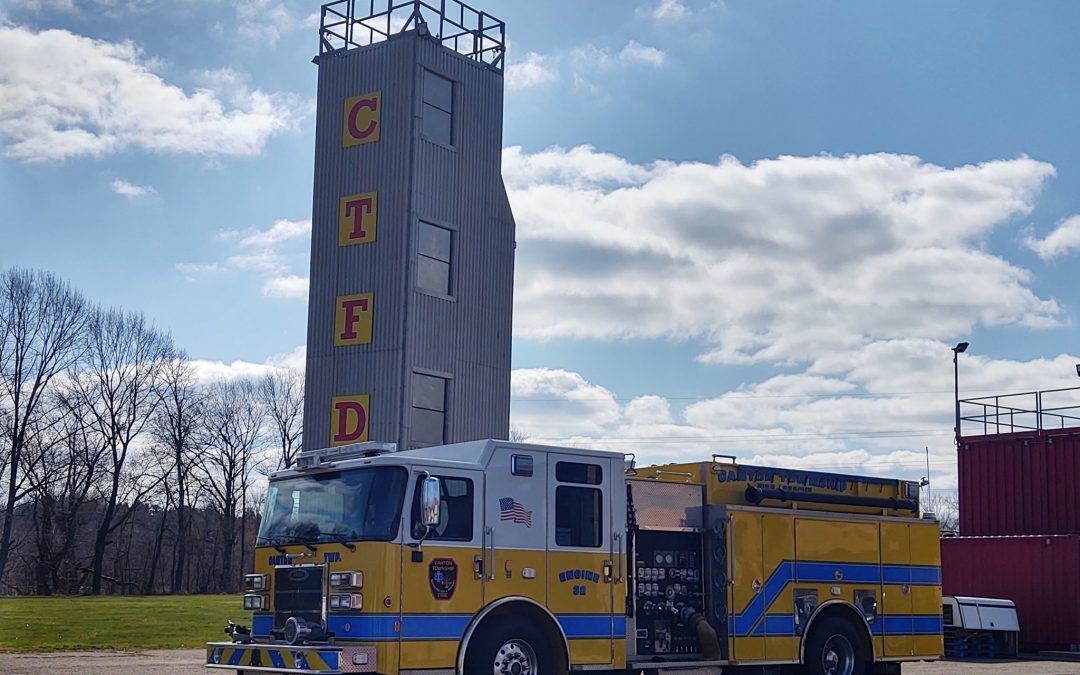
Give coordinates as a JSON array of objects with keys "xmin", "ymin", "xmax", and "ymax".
[{"xmin": 421, "ymin": 476, "xmax": 441, "ymax": 528}]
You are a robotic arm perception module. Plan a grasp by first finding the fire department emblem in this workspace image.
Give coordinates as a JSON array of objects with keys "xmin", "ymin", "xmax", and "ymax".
[{"xmin": 429, "ymin": 557, "xmax": 458, "ymax": 600}]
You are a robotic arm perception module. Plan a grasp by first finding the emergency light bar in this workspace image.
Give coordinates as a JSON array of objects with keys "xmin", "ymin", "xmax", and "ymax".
[{"xmin": 295, "ymin": 442, "xmax": 398, "ymax": 469}]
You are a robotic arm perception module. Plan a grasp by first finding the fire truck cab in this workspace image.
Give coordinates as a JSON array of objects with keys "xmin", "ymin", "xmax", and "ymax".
[{"xmin": 207, "ymin": 440, "xmax": 942, "ymax": 675}]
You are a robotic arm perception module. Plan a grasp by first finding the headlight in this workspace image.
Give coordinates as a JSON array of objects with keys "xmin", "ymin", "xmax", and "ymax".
[
  {"xmin": 244, "ymin": 574, "xmax": 268, "ymax": 591},
  {"xmin": 329, "ymin": 571, "xmax": 364, "ymax": 589},
  {"xmin": 243, "ymin": 594, "xmax": 267, "ymax": 610},
  {"xmin": 329, "ymin": 593, "xmax": 363, "ymax": 611}
]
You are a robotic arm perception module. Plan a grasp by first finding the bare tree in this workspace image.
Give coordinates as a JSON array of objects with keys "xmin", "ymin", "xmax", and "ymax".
[
  {"xmin": 22, "ymin": 395, "xmax": 106, "ymax": 594},
  {"xmin": 0, "ymin": 268, "xmax": 89, "ymax": 582},
  {"xmin": 508, "ymin": 427, "xmax": 529, "ymax": 443},
  {"xmin": 198, "ymin": 378, "xmax": 264, "ymax": 592},
  {"xmin": 923, "ymin": 491, "xmax": 960, "ymax": 535},
  {"xmin": 69, "ymin": 307, "xmax": 173, "ymax": 594},
  {"xmin": 150, "ymin": 354, "xmax": 202, "ymax": 593},
  {"xmin": 260, "ymin": 369, "xmax": 303, "ymax": 469}
]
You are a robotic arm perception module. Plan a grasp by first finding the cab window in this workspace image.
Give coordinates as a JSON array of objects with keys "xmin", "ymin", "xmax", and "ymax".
[
  {"xmin": 555, "ymin": 485, "xmax": 602, "ymax": 548},
  {"xmin": 411, "ymin": 475, "xmax": 474, "ymax": 541}
]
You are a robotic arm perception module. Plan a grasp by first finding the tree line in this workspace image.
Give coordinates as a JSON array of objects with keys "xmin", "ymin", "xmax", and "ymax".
[{"xmin": 0, "ymin": 268, "xmax": 303, "ymax": 595}]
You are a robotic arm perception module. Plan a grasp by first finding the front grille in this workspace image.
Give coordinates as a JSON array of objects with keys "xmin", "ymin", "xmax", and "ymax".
[{"xmin": 274, "ymin": 565, "xmax": 325, "ymax": 629}]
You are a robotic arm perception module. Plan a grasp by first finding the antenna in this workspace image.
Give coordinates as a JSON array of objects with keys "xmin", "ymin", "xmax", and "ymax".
[{"xmin": 923, "ymin": 446, "xmax": 932, "ymax": 502}]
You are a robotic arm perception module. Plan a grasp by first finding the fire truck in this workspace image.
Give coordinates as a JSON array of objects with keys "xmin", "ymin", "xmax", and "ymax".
[{"xmin": 206, "ymin": 440, "xmax": 942, "ymax": 675}]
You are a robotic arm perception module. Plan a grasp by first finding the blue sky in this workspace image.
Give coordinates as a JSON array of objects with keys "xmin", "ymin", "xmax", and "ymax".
[{"xmin": 3, "ymin": 0, "xmax": 1080, "ymax": 488}]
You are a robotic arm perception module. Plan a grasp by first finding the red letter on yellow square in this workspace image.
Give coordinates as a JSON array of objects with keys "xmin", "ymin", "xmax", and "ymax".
[
  {"xmin": 331, "ymin": 395, "xmax": 370, "ymax": 446},
  {"xmin": 339, "ymin": 192, "xmax": 377, "ymax": 246},
  {"xmin": 343, "ymin": 92, "xmax": 381, "ymax": 147},
  {"xmin": 334, "ymin": 293, "xmax": 374, "ymax": 346}
]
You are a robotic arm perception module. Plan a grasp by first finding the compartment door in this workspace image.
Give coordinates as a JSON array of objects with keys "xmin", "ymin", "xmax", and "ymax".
[
  {"xmin": 728, "ymin": 511, "xmax": 765, "ymax": 662},
  {"xmin": 880, "ymin": 522, "xmax": 914, "ymax": 658},
  {"xmin": 761, "ymin": 515, "xmax": 796, "ymax": 662}
]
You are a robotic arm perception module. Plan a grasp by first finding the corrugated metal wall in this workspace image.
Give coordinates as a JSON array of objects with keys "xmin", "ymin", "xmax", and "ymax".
[
  {"xmin": 407, "ymin": 37, "xmax": 513, "ymax": 446},
  {"xmin": 942, "ymin": 535, "xmax": 1080, "ymax": 651},
  {"xmin": 959, "ymin": 430, "xmax": 1080, "ymax": 536},
  {"xmin": 303, "ymin": 31, "xmax": 514, "ymax": 451}
]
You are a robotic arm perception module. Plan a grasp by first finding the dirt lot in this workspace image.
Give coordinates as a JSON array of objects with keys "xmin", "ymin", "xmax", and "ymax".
[{"xmin": 0, "ymin": 651, "xmax": 1078, "ymax": 674}]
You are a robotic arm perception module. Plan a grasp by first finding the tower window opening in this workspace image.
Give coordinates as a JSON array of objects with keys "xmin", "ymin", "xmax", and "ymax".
[{"xmin": 422, "ymin": 70, "xmax": 454, "ymax": 146}]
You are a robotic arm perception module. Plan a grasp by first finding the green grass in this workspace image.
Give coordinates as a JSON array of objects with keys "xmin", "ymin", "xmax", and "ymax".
[{"xmin": 0, "ymin": 595, "xmax": 244, "ymax": 651}]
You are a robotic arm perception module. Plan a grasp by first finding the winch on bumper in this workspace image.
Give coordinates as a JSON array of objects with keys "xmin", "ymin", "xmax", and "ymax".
[{"xmin": 205, "ymin": 642, "xmax": 376, "ymax": 674}]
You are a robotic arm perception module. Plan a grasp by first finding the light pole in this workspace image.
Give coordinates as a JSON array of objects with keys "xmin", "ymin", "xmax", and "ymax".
[{"xmin": 953, "ymin": 342, "xmax": 969, "ymax": 444}]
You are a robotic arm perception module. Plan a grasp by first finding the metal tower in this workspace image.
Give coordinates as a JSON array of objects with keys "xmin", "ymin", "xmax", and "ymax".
[{"xmin": 303, "ymin": 0, "xmax": 515, "ymax": 451}]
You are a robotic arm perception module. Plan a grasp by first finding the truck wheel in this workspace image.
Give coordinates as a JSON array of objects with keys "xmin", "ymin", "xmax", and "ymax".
[
  {"xmin": 464, "ymin": 615, "xmax": 564, "ymax": 675},
  {"xmin": 804, "ymin": 616, "xmax": 868, "ymax": 675}
]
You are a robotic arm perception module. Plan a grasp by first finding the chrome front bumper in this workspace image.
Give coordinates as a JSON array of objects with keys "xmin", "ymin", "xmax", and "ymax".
[{"xmin": 205, "ymin": 642, "xmax": 376, "ymax": 674}]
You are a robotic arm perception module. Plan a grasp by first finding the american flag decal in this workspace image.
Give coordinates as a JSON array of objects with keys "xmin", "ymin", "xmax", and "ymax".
[{"xmin": 499, "ymin": 497, "xmax": 532, "ymax": 527}]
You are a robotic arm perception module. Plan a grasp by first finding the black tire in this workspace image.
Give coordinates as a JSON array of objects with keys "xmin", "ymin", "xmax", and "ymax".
[
  {"xmin": 464, "ymin": 614, "xmax": 566, "ymax": 675},
  {"xmin": 804, "ymin": 615, "xmax": 869, "ymax": 675}
]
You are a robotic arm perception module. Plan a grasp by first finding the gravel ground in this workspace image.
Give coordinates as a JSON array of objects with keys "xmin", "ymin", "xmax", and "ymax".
[{"xmin": 0, "ymin": 651, "xmax": 1078, "ymax": 674}]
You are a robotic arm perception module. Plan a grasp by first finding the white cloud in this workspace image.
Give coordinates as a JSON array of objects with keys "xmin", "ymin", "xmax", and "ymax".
[
  {"xmin": 504, "ymin": 146, "xmax": 1060, "ymax": 365},
  {"xmin": 511, "ymin": 368, "xmax": 621, "ymax": 436},
  {"xmin": 5, "ymin": 0, "xmax": 156, "ymax": 12},
  {"xmin": 178, "ymin": 217, "xmax": 310, "ymax": 300},
  {"xmin": 110, "ymin": 178, "xmax": 157, "ymax": 199},
  {"xmin": 236, "ymin": 0, "xmax": 296, "ymax": 45},
  {"xmin": 1024, "ymin": 215, "xmax": 1080, "ymax": 260},
  {"xmin": 619, "ymin": 41, "xmax": 666, "ymax": 67},
  {"xmin": 267, "ymin": 344, "xmax": 306, "ymax": 371},
  {"xmin": 188, "ymin": 344, "xmax": 304, "ymax": 384},
  {"xmin": 507, "ymin": 345, "xmax": 1080, "ymax": 489},
  {"xmin": 648, "ymin": 0, "xmax": 688, "ymax": 21},
  {"xmin": 0, "ymin": 26, "xmax": 302, "ymax": 162},
  {"xmin": 263, "ymin": 275, "xmax": 309, "ymax": 299},
  {"xmin": 174, "ymin": 262, "xmax": 221, "ymax": 278},
  {"xmin": 506, "ymin": 52, "xmax": 557, "ymax": 91},
  {"xmin": 223, "ymin": 218, "xmax": 311, "ymax": 249}
]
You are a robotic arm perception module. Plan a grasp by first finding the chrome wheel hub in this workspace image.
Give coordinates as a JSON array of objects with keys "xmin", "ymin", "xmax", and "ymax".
[
  {"xmin": 493, "ymin": 639, "xmax": 537, "ymax": 675},
  {"xmin": 822, "ymin": 634, "xmax": 855, "ymax": 675}
]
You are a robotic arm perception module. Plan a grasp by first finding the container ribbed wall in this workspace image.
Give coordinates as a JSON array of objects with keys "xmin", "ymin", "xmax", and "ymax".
[
  {"xmin": 958, "ymin": 430, "xmax": 1080, "ymax": 536},
  {"xmin": 942, "ymin": 535, "xmax": 1080, "ymax": 651},
  {"xmin": 303, "ymin": 30, "xmax": 514, "ymax": 451}
]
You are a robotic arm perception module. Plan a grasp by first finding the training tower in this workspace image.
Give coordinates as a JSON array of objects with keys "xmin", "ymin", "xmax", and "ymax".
[{"xmin": 303, "ymin": 0, "xmax": 515, "ymax": 451}]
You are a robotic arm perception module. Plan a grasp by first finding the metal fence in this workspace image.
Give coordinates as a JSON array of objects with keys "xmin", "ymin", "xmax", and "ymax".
[
  {"xmin": 318, "ymin": 0, "xmax": 505, "ymax": 69},
  {"xmin": 960, "ymin": 386, "xmax": 1080, "ymax": 436}
]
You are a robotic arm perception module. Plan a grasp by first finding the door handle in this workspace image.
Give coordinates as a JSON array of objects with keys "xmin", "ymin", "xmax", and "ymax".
[
  {"xmin": 614, "ymin": 532, "xmax": 624, "ymax": 584},
  {"xmin": 485, "ymin": 526, "xmax": 495, "ymax": 581}
]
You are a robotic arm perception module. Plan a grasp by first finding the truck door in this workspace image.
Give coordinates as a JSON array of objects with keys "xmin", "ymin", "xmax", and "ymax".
[
  {"xmin": 728, "ymin": 510, "xmax": 766, "ymax": 662},
  {"xmin": 482, "ymin": 447, "xmax": 548, "ymax": 607},
  {"xmin": 547, "ymin": 453, "xmax": 614, "ymax": 666},
  {"xmin": 399, "ymin": 468, "xmax": 484, "ymax": 671}
]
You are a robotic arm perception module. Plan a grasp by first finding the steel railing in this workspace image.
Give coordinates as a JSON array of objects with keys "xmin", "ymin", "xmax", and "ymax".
[
  {"xmin": 318, "ymin": 0, "xmax": 505, "ymax": 69},
  {"xmin": 960, "ymin": 386, "xmax": 1080, "ymax": 436}
]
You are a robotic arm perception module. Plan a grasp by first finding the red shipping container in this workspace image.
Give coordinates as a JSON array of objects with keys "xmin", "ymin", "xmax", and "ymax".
[
  {"xmin": 942, "ymin": 535, "xmax": 1080, "ymax": 651},
  {"xmin": 959, "ymin": 429, "xmax": 1080, "ymax": 536}
]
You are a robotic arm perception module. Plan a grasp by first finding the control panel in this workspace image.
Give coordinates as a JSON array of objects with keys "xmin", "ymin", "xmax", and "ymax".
[{"xmin": 633, "ymin": 530, "xmax": 706, "ymax": 656}]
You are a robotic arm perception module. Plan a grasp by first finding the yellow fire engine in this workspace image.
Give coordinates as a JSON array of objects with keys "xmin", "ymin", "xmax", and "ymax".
[{"xmin": 206, "ymin": 440, "xmax": 942, "ymax": 675}]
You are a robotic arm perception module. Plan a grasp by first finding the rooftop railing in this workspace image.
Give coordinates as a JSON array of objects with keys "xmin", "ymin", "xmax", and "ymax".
[
  {"xmin": 960, "ymin": 386, "xmax": 1080, "ymax": 437},
  {"xmin": 318, "ymin": 0, "xmax": 505, "ymax": 69}
]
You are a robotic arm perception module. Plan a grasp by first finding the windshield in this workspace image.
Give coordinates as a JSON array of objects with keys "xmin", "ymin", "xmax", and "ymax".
[{"xmin": 258, "ymin": 467, "xmax": 407, "ymax": 544}]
